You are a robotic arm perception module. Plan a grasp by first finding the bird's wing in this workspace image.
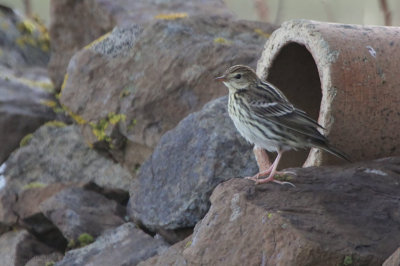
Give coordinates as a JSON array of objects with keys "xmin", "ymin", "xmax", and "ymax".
[
  {"xmin": 249, "ymin": 100, "xmax": 295, "ymax": 117},
  {"xmin": 250, "ymin": 100, "xmax": 325, "ymax": 141}
]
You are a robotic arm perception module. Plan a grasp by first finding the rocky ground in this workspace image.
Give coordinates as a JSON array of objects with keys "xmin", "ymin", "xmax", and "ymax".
[{"xmin": 0, "ymin": 1, "xmax": 399, "ymax": 266}]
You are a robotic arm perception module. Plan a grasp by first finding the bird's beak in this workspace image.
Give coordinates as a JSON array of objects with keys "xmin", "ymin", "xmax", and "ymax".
[{"xmin": 214, "ymin": 75, "xmax": 226, "ymax": 82}]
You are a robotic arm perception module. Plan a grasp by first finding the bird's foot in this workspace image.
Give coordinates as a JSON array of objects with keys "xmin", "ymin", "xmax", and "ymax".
[
  {"xmin": 253, "ymin": 171, "xmax": 296, "ymax": 187},
  {"xmin": 245, "ymin": 167, "xmax": 273, "ymax": 181}
]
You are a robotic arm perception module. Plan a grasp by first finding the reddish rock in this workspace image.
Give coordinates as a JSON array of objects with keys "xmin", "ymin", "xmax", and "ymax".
[{"xmin": 140, "ymin": 157, "xmax": 400, "ymax": 266}]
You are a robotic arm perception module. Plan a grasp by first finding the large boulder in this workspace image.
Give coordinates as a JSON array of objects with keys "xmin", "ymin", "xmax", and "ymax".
[
  {"xmin": 49, "ymin": 0, "xmax": 233, "ymax": 89},
  {"xmin": 60, "ymin": 16, "xmax": 275, "ymax": 174},
  {"xmin": 141, "ymin": 157, "xmax": 400, "ymax": 265},
  {"xmin": 128, "ymin": 97, "xmax": 257, "ymax": 237},
  {"xmin": 56, "ymin": 223, "xmax": 169, "ymax": 266}
]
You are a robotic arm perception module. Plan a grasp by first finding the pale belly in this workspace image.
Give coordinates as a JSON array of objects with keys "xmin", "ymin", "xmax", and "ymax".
[{"xmin": 230, "ymin": 114, "xmax": 280, "ymax": 152}]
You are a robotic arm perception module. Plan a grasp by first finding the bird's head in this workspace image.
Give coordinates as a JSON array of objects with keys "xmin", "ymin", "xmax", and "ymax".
[{"xmin": 215, "ymin": 65, "xmax": 259, "ymax": 93}]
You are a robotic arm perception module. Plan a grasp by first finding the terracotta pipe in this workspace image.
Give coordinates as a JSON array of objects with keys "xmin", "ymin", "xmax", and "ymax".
[{"xmin": 257, "ymin": 19, "xmax": 400, "ymax": 168}]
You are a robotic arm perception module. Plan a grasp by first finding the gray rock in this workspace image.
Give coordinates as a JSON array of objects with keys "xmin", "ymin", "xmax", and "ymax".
[
  {"xmin": 40, "ymin": 187, "xmax": 125, "ymax": 242},
  {"xmin": 48, "ymin": 0, "xmax": 233, "ymax": 88},
  {"xmin": 128, "ymin": 96, "xmax": 257, "ymax": 233},
  {"xmin": 2, "ymin": 124, "xmax": 133, "ymax": 193},
  {"xmin": 0, "ymin": 6, "xmax": 49, "ymax": 69},
  {"xmin": 25, "ymin": 252, "xmax": 64, "ymax": 266},
  {"xmin": 0, "ymin": 230, "xmax": 54, "ymax": 266},
  {"xmin": 55, "ymin": 223, "xmax": 169, "ymax": 266},
  {"xmin": 0, "ymin": 66, "xmax": 58, "ymax": 164},
  {"xmin": 60, "ymin": 16, "xmax": 276, "ymax": 175}
]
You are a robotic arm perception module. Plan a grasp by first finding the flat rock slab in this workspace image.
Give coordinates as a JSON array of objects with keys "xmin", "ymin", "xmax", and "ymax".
[
  {"xmin": 128, "ymin": 97, "xmax": 257, "ymax": 233},
  {"xmin": 141, "ymin": 157, "xmax": 400, "ymax": 266},
  {"xmin": 56, "ymin": 223, "xmax": 169, "ymax": 266}
]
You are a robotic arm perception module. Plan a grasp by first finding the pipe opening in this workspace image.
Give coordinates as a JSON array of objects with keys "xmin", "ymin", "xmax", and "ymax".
[{"xmin": 264, "ymin": 43, "xmax": 322, "ymax": 169}]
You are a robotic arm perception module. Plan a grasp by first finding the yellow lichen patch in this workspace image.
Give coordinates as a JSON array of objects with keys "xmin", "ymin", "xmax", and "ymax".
[
  {"xmin": 254, "ymin": 28, "xmax": 270, "ymax": 38},
  {"xmin": 44, "ymin": 120, "xmax": 67, "ymax": 128},
  {"xmin": 89, "ymin": 113, "xmax": 126, "ymax": 144},
  {"xmin": 17, "ymin": 20, "xmax": 36, "ymax": 34},
  {"xmin": 213, "ymin": 37, "xmax": 232, "ymax": 46},
  {"xmin": 63, "ymin": 106, "xmax": 87, "ymax": 125},
  {"xmin": 60, "ymin": 73, "xmax": 69, "ymax": 94},
  {"xmin": 40, "ymin": 100, "xmax": 58, "ymax": 108},
  {"xmin": 69, "ymin": 112, "xmax": 87, "ymax": 125},
  {"xmin": 84, "ymin": 32, "xmax": 111, "ymax": 50},
  {"xmin": 19, "ymin": 133, "xmax": 33, "ymax": 147},
  {"xmin": 108, "ymin": 113, "xmax": 126, "ymax": 125},
  {"xmin": 22, "ymin": 182, "xmax": 46, "ymax": 190},
  {"xmin": 184, "ymin": 240, "xmax": 192, "ymax": 249},
  {"xmin": 155, "ymin": 12, "xmax": 188, "ymax": 20},
  {"xmin": 90, "ymin": 118, "xmax": 110, "ymax": 142}
]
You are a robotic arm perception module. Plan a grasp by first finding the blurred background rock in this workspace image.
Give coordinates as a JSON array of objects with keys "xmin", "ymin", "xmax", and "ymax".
[{"xmin": 1, "ymin": 0, "xmax": 400, "ymax": 26}]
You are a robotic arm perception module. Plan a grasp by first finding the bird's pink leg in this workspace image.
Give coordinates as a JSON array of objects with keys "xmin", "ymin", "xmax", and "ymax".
[
  {"xmin": 245, "ymin": 148, "xmax": 276, "ymax": 181},
  {"xmin": 253, "ymin": 146, "xmax": 271, "ymax": 172},
  {"xmin": 256, "ymin": 151, "xmax": 295, "ymax": 187}
]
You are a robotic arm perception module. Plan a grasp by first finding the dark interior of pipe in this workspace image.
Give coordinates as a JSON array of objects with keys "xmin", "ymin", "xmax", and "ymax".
[{"xmin": 264, "ymin": 43, "xmax": 322, "ymax": 169}]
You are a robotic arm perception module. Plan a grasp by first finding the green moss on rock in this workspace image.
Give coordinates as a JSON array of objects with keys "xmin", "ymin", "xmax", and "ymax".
[
  {"xmin": 22, "ymin": 182, "xmax": 46, "ymax": 190},
  {"xmin": 44, "ymin": 120, "xmax": 67, "ymax": 128},
  {"xmin": 19, "ymin": 133, "xmax": 33, "ymax": 147}
]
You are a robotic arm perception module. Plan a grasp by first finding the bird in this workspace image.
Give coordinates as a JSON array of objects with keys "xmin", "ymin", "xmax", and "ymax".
[{"xmin": 215, "ymin": 65, "xmax": 350, "ymax": 186}]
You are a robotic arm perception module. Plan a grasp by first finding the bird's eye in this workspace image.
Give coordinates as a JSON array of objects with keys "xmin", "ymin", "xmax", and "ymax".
[{"xmin": 234, "ymin": 74, "xmax": 241, "ymax": 79}]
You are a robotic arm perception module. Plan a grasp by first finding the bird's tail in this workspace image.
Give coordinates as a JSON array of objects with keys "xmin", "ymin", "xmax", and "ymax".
[{"xmin": 319, "ymin": 144, "xmax": 352, "ymax": 162}]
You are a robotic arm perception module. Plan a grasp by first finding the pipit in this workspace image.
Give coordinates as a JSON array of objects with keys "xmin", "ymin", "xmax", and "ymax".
[{"xmin": 215, "ymin": 65, "xmax": 350, "ymax": 186}]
